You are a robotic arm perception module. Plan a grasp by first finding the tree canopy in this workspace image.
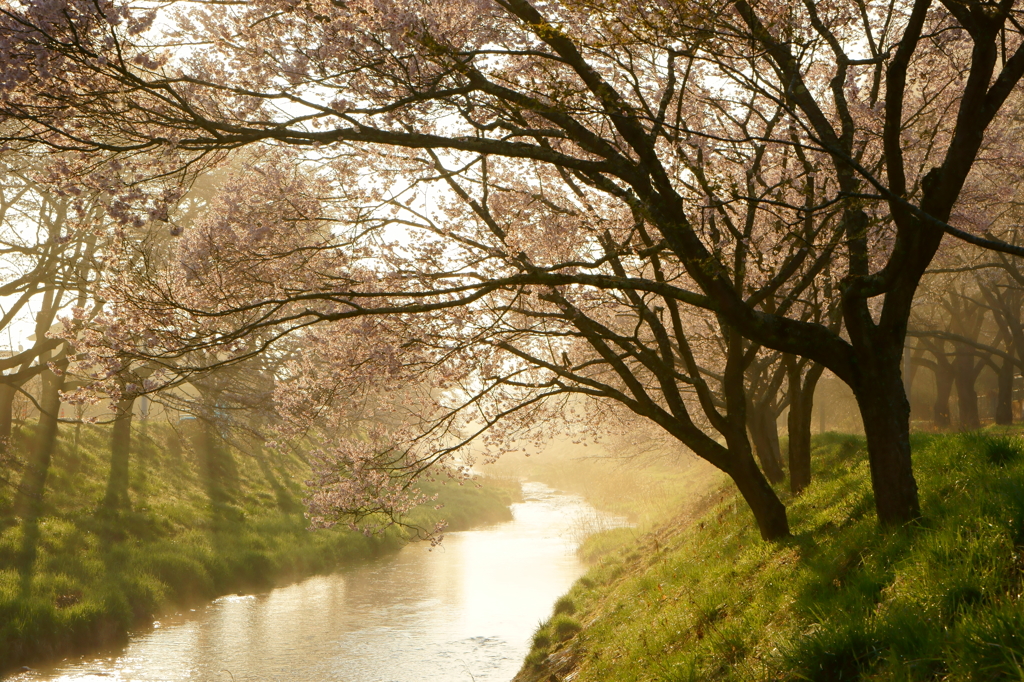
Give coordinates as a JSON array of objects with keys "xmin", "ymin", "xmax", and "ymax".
[{"xmin": 4, "ymin": 0, "xmax": 1024, "ymax": 537}]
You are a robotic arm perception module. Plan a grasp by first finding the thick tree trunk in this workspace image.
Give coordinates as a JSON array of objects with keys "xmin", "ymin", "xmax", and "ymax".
[
  {"xmin": 708, "ymin": 331, "xmax": 790, "ymax": 542},
  {"xmin": 680, "ymin": 419, "xmax": 790, "ymax": 542},
  {"xmin": 15, "ymin": 370, "xmax": 65, "ymax": 519},
  {"xmin": 933, "ymin": 365, "xmax": 954, "ymax": 429},
  {"xmin": 787, "ymin": 402, "xmax": 811, "ymax": 494},
  {"xmin": 953, "ymin": 346, "xmax": 980, "ymax": 430},
  {"xmin": 787, "ymin": 362, "xmax": 824, "ymax": 495},
  {"xmin": 853, "ymin": 366, "xmax": 920, "ymax": 525},
  {"xmin": 104, "ymin": 397, "xmax": 135, "ymax": 510},
  {"xmin": 747, "ymin": 402, "xmax": 784, "ymax": 484},
  {"xmin": 727, "ymin": 446, "xmax": 790, "ymax": 541},
  {"xmin": 996, "ymin": 359, "xmax": 1014, "ymax": 425}
]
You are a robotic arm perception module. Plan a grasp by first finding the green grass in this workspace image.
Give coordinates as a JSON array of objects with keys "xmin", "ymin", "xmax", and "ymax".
[
  {"xmin": 0, "ymin": 421, "xmax": 513, "ymax": 673},
  {"xmin": 517, "ymin": 431, "xmax": 1024, "ymax": 681}
]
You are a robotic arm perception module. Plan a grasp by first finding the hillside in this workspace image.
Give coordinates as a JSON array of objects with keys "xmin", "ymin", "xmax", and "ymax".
[
  {"xmin": 516, "ymin": 432, "xmax": 1024, "ymax": 681},
  {"xmin": 0, "ymin": 421, "xmax": 515, "ymax": 673}
]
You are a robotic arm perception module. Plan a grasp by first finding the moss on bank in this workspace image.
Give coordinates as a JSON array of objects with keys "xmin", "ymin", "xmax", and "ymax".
[
  {"xmin": 517, "ymin": 431, "xmax": 1024, "ymax": 681},
  {"xmin": 0, "ymin": 422, "xmax": 514, "ymax": 673}
]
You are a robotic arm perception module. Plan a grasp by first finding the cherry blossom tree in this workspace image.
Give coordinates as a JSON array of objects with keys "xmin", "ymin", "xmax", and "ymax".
[
  {"xmin": 0, "ymin": 145, "xmax": 194, "ymax": 516},
  {"xmin": 6, "ymin": 0, "xmax": 1024, "ymax": 528},
  {"xmin": 70, "ymin": 149, "xmax": 797, "ymax": 538}
]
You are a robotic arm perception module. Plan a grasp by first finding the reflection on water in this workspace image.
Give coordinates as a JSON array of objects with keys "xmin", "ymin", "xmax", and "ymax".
[{"xmin": 9, "ymin": 482, "xmax": 626, "ymax": 682}]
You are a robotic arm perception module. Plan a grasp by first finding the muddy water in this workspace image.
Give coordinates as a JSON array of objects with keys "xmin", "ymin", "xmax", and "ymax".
[{"xmin": 10, "ymin": 482, "xmax": 625, "ymax": 682}]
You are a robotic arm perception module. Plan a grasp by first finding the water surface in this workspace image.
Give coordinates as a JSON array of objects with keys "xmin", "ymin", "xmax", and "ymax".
[{"xmin": 10, "ymin": 482, "xmax": 624, "ymax": 682}]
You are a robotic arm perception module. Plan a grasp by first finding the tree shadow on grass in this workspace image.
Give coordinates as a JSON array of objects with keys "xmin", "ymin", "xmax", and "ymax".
[
  {"xmin": 15, "ymin": 514, "xmax": 40, "ymax": 596},
  {"xmin": 183, "ymin": 420, "xmax": 241, "ymax": 529},
  {"xmin": 252, "ymin": 445, "xmax": 302, "ymax": 513},
  {"xmin": 750, "ymin": 433, "xmax": 1024, "ymax": 682}
]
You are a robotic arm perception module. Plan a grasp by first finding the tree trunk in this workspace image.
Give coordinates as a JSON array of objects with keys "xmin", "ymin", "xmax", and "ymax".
[
  {"xmin": 996, "ymin": 359, "xmax": 1014, "ymax": 425},
  {"xmin": 727, "ymin": 445, "xmax": 790, "ymax": 541},
  {"xmin": 104, "ymin": 396, "xmax": 135, "ymax": 510},
  {"xmin": 933, "ymin": 365, "xmax": 954, "ymax": 429},
  {"xmin": 762, "ymin": 406, "xmax": 784, "ymax": 473},
  {"xmin": 0, "ymin": 382, "xmax": 14, "ymax": 451},
  {"xmin": 853, "ymin": 365, "xmax": 920, "ymax": 525},
  {"xmin": 953, "ymin": 346, "xmax": 980, "ymax": 430},
  {"xmin": 709, "ymin": 331, "xmax": 790, "ymax": 541},
  {"xmin": 787, "ymin": 361, "xmax": 824, "ymax": 495},
  {"xmin": 787, "ymin": 402, "xmax": 811, "ymax": 494},
  {"xmin": 15, "ymin": 369, "xmax": 65, "ymax": 519},
  {"xmin": 747, "ymin": 401, "xmax": 784, "ymax": 484}
]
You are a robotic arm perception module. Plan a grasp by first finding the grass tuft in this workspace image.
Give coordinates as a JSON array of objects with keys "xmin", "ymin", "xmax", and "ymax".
[
  {"xmin": 553, "ymin": 595, "xmax": 577, "ymax": 616},
  {"xmin": 982, "ymin": 435, "xmax": 1024, "ymax": 467},
  {"xmin": 551, "ymin": 614, "xmax": 583, "ymax": 641}
]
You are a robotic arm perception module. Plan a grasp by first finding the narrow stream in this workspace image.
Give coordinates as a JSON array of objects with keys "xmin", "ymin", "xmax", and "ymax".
[{"xmin": 9, "ymin": 482, "xmax": 626, "ymax": 682}]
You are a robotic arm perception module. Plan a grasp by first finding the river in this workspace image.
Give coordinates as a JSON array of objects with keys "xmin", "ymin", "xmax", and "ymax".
[{"xmin": 8, "ymin": 482, "xmax": 625, "ymax": 682}]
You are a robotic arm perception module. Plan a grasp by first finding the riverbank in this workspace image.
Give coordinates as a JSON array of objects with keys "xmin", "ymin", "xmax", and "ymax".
[
  {"xmin": 486, "ymin": 442, "xmax": 723, "ymax": 532},
  {"xmin": 515, "ymin": 431, "xmax": 1024, "ymax": 681},
  {"xmin": 0, "ymin": 422, "xmax": 516, "ymax": 674}
]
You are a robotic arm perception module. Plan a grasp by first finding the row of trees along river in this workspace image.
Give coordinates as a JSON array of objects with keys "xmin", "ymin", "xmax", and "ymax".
[{"xmin": 3, "ymin": 0, "xmax": 1024, "ymax": 678}]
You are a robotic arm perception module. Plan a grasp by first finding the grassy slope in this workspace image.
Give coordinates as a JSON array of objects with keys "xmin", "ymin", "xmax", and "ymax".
[
  {"xmin": 0, "ymin": 422, "xmax": 515, "ymax": 672},
  {"xmin": 518, "ymin": 432, "xmax": 1024, "ymax": 682}
]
